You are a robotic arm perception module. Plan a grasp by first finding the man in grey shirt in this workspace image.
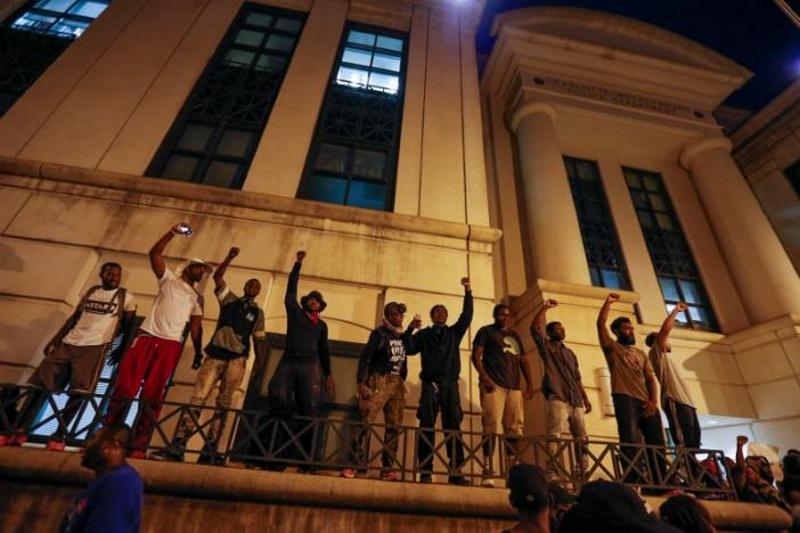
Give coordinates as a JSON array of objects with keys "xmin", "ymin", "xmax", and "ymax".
[
  {"xmin": 530, "ymin": 299, "xmax": 592, "ymax": 477},
  {"xmin": 646, "ymin": 302, "xmax": 700, "ymax": 448}
]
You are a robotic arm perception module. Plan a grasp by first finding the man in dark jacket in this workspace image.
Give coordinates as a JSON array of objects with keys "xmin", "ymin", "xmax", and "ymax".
[
  {"xmin": 267, "ymin": 250, "xmax": 335, "ymax": 471},
  {"xmin": 341, "ymin": 301, "xmax": 410, "ymax": 481},
  {"xmin": 405, "ymin": 277, "xmax": 472, "ymax": 485}
]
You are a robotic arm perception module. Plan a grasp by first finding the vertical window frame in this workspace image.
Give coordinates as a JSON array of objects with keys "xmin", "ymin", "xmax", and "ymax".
[
  {"xmin": 297, "ymin": 23, "xmax": 408, "ymax": 212},
  {"xmin": 564, "ymin": 156, "xmax": 631, "ymax": 290},
  {"xmin": 624, "ymin": 166, "xmax": 718, "ymax": 330},
  {"xmin": 146, "ymin": 3, "xmax": 306, "ymax": 189}
]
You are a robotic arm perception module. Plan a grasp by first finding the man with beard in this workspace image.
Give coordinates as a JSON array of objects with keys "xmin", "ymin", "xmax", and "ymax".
[
  {"xmin": 472, "ymin": 304, "xmax": 534, "ymax": 487},
  {"xmin": 104, "ymin": 224, "xmax": 209, "ymax": 458},
  {"xmin": 152, "ymin": 246, "xmax": 266, "ymax": 465},
  {"xmin": 60, "ymin": 423, "xmax": 143, "ymax": 533},
  {"xmin": 404, "ymin": 276, "xmax": 472, "ymax": 485},
  {"xmin": 0, "ymin": 262, "xmax": 135, "ymax": 450},
  {"xmin": 596, "ymin": 293, "xmax": 664, "ymax": 483},
  {"xmin": 341, "ymin": 301, "xmax": 411, "ymax": 481},
  {"xmin": 645, "ymin": 303, "xmax": 700, "ymax": 449},
  {"xmin": 530, "ymin": 299, "xmax": 591, "ymax": 478},
  {"xmin": 267, "ymin": 250, "xmax": 335, "ymax": 472}
]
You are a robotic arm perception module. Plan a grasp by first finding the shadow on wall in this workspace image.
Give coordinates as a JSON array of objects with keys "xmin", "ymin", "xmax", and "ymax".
[
  {"xmin": 683, "ymin": 345, "xmax": 755, "ymax": 418},
  {"xmin": 0, "ymin": 242, "xmax": 24, "ymax": 272},
  {"xmin": 0, "ymin": 308, "xmax": 68, "ymax": 378}
]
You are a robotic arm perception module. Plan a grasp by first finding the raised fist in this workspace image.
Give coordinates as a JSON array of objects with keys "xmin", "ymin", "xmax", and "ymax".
[
  {"xmin": 296, "ymin": 250, "xmax": 306, "ymax": 262},
  {"xmin": 736, "ymin": 435, "xmax": 749, "ymax": 446},
  {"xmin": 675, "ymin": 302, "xmax": 688, "ymax": 312},
  {"xmin": 606, "ymin": 293, "xmax": 621, "ymax": 303},
  {"xmin": 461, "ymin": 277, "xmax": 471, "ymax": 289},
  {"xmin": 228, "ymin": 247, "xmax": 240, "ymax": 258},
  {"xmin": 546, "ymin": 299, "xmax": 558, "ymax": 308}
]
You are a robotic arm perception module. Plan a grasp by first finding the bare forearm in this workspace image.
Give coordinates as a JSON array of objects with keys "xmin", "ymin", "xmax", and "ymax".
[
  {"xmin": 190, "ymin": 323, "xmax": 203, "ymax": 355},
  {"xmin": 214, "ymin": 256, "xmax": 234, "ymax": 286},
  {"xmin": 471, "ymin": 350, "xmax": 490, "ymax": 381}
]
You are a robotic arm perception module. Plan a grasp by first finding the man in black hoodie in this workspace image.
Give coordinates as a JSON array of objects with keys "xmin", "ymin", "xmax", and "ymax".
[
  {"xmin": 405, "ymin": 277, "xmax": 473, "ymax": 485},
  {"xmin": 341, "ymin": 301, "xmax": 410, "ymax": 481},
  {"xmin": 267, "ymin": 250, "xmax": 335, "ymax": 471}
]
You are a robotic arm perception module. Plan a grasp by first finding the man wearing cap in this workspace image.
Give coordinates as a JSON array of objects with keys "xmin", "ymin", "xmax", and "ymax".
[
  {"xmin": 152, "ymin": 246, "xmax": 267, "ymax": 465},
  {"xmin": 267, "ymin": 250, "xmax": 335, "ymax": 470},
  {"xmin": 404, "ymin": 276, "xmax": 473, "ymax": 485},
  {"xmin": 341, "ymin": 301, "xmax": 411, "ymax": 481},
  {"xmin": 505, "ymin": 463, "xmax": 551, "ymax": 533},
  {"xmin": 104, "ymin": 224, "xmax": 209, "ymax": 458}
]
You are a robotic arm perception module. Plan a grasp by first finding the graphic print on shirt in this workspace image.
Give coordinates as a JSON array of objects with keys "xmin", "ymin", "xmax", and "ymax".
[
  {"xmin": 388, "ymin": 338, "xmax": 406, "ymax": 375},
  {"xmin": 502, "ymin": 335, "xmax": 521, "ymax": 358},
  {"xmin": 82, "ymin": 297, "xmax": 119, "ymax": 316}
]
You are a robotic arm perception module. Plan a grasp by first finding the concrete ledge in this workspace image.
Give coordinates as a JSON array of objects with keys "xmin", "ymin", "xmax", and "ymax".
[
  {"xmin": 0, "ymin": 448, "xmax": 793, "ymax": 530},
  {"xmin": 0, "ymin": 156, "xmax": 503, "ymax": 246}
]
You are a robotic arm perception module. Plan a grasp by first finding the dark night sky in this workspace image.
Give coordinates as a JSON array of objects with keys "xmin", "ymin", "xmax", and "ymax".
[{"xmin": 476, "ymin": 0, "xmax": 800, "ymax": 111}]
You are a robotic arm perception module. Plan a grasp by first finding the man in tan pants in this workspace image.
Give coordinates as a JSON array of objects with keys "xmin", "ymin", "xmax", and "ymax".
[{"xmin": 472, "ymin": 304, "xmax": 534, "ymax": 487}]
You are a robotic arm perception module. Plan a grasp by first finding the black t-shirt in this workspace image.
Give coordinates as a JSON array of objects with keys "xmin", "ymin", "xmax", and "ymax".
[{"xmin": 472, "ymin": 324, "xmax": 523, "ymax": 390}]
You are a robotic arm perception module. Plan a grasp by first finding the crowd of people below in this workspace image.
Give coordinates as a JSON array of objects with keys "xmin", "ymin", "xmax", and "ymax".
[{"xmin": 0, "ymin": 223, "xmax": 798, "ymax": 531}]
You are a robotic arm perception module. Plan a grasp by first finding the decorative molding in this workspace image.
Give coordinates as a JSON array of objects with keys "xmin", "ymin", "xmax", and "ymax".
[{"xmin": 508, "ymin": 101, "xmax": 557, "ymax": 131}]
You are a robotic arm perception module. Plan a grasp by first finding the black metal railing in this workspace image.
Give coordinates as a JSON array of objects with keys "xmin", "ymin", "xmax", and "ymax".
[{"xmin": 0, "ymin": 384, "xmax": 737, "ymax": 499}]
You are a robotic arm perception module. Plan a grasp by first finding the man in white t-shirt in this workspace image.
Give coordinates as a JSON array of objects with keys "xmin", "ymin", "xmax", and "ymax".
[
  {"xmin": 104, "ymin": 224, "xmax": 209, "ymax": 458},
  {"xmin": 0, "ymin": 262, "xmax": 136, "ymax": 450}
]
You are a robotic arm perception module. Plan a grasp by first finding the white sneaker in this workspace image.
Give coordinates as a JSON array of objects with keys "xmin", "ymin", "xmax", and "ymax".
[{"xmin": 480, "ymin": 472, "xmax": 496, "ymax": 488}]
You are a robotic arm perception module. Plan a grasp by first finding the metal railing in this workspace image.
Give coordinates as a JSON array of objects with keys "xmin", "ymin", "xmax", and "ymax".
[{"xmin": 0, "ymin": 384, "xmax": 737, "ymax": 499}]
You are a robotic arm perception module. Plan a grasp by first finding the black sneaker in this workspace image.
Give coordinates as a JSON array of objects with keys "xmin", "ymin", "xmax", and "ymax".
[
  {"xmin": 419, "ymin": 473, "xmax": 433, "ymax": 484},
  {"xmin": 448, "ymin": 475, "xmax": 471, "ymax": 486}
]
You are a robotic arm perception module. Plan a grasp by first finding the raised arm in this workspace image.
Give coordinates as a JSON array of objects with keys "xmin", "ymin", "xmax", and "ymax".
[
  {"xmin": 149, "ymin": 225, "xmax": 182, "ymax": 279},
  {"xmin": 452, "ymin": 277, "xmax": 474, "ymax": 337},
  {"xmin": 734, "ymin": 435, "xmax": 748, "ymax": 492},
  {"xmin": 530, "ymin": 299, "xmax": 557, "ymax": 353},
  {"xmin": 596, "ymin": 293, "xmax": 620, "ymax": 348},
  {"xmin": 213, "ymin": 247, "xmax": 239, "ymax": 292},
  {"xmin": 285, "ymin": 251, "xmax": 305, "ymax": 309},
  {"xmin": 656, "ymin": 302, "xmax": 687, "ymax": 353}
]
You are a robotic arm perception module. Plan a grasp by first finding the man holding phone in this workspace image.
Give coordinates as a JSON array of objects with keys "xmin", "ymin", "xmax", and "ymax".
[
  {"xmin": 404, "ymin": 277, "xmax": 473, "ymax": 485},
  {"xmin": 104, "ymin": 223, "xmax": 209, "ymax": 458}
]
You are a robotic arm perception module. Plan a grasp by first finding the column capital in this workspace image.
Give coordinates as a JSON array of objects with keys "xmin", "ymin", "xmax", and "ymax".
[
  {"xmin": 509, "ymin": 101, "xmax": 557, "ymax": 132},
  {"xmin": 679, "ymin": 135, "xmax": 732, "ymax": 170}
]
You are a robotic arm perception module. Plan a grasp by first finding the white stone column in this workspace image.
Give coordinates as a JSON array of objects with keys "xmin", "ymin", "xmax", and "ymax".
[
  {"xmin": 510, "ymin": 102, "xmax": 591, "ymax": 285},
  {"xmin": 680, "ymin": 136, "xmax": 800, "ymax": 322}
]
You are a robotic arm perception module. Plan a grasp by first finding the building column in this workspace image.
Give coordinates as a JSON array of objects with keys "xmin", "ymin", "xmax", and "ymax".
[
  {"xmin": 680, "ymin": 136, "xmax": 800, "ymax": 323},
  {"xmin": 509, "ymin": 102, "xmax": 591, "ymax": 285}
]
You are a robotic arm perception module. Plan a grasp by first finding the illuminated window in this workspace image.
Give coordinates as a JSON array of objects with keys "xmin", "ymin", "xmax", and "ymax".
[
  {"xmin": 1, "ymin": 0, "xmax": 111, "ymax": 115},
  {"xmin": 624, "ymin": 167, "xmax": 717, "ymax": 330},
  {"xmin": 564, "ymin": 157, "xmax": 630, "ymax": 290},
  {"xmin": 298, "ymin": 26, "xmax": 406, "ymax": 211},
  {"xmin": 147, "ymin": 4, "xmax": 304, "ymax": 188}
]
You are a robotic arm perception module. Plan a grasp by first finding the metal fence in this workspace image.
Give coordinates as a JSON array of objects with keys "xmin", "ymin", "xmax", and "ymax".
[{"xmin": 0, "ymin": 384, "xmax": 737, "ymax": 499}]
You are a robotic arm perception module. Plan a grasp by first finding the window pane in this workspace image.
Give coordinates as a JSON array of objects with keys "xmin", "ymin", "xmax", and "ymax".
[
  {"xmin": 637, "ymin": 210, "xmax": 654, "ymax": 228},
  {"xmin": 235, "ymin": 29, "xmax": 264, "ymax": 47},
  {"xmin": 666, "ymin": 304, "xmax": 690, "ymax": 324},
  {"xmin": 245, "ymin": 12, "xmax": 273, "ymax": 27},
  {"xmin": 51, "ymin": 18, "xmax": 89, "ymax": 37},
  {"xmin": 67, "ymin": 0, "xmax": 109, "ymax": 18},
  {"xmin": 372, "ymin": 52, "xmax": 401, "ymax": 72},
  {"xmin": 649, "ymin": 194, "xmax": 666, "ymax": 211},
  {"xmin": 255, "ymin": 54, "xmax": 286, "ymax": 72},
  {"xmin": 336, "ymin": 66, "xmax": 368, "ymax": 88},
  {"xmin": 600, "ymin": 269, "xmax": 623, "ymax": 289},
  {"xmin": 265, "ymin": 34, "xmax": 295, "ymax": 52},
  {"xmin": 368, "ymin": 72, "xmax": 398, "ymax": 93},
  {"xmin": 353, "ymin": 149, "xmax": 385, "ymax": 180},
  {"xmin": 589, "ymin": 267, "xmax": 602, "ymax": 287},
  {"xmin": 347, "ymin": 180, "xmax": 385, "ymax": 210},
  {"xmin": 624, "ymin": 171, "xmax": 641, "ymax": 188},
  {"xmin": 315, "ymin": 144, "xmax": 349, "ymax": 173},
  {"xmin": 643, "ymin": 174, "xmax": 660, "ymax": 191},
  {"xmin": 274, "ymin": 17, "xmax": 302, "ymax": 33},
  {"xmin": 658, "ymin": 277, "xmax": 681, "ymax": 302},
  {"xmin": 176, "ymin": 124, "xmax": 214, "ymax": 152},
  {"xmin": 35, "ymin": 0, "xmax": 73, "ymax": 12},
  {"xmin": 203, "ymin": 160, "xmax": 240, "ymax": 188},
  {"xmin": 225, "ymin": 48, "xmax": 255, "ymax": 67},
  {"xmin": 655, "ymin": 213, "xmax": 674, "ymax": 230},
  {"xmin": 12, "ymin": 13, "xmax": 57, "ymax": 31},
  {"xmin": 348, "ymin": 30, "xmax": 375, "ymax": 47},
  {"xmin": 679, "ymin": 280, "xmax": 701, "ymax": 304},
  {"xmin": 305, "ymin": 174, "xmax": 347, "ymax": 204},
  {"xmin": 342, "ymin": 47, "xmax": 372, "ymax": 67},
  {"xmin": 216, "ymin": 129, "xmax": 253, "ymax": 158},
  {"xmin": 688, "ymin": 305, "xmax": 710, "ymax": 324},
  {"xmin": 162, "ymin": 155, "xmax": 199, "ymax": 181},
  {"xmin": 632, "ymin": 191, "xmax": 648, "ymax": 209},
  {"xmin": 376, "ymin": 35, "xmax": 403, "ymax": 52},
  {"xmin": 576, "ymin": 160, "xmax": 596, "ymax": 181}
]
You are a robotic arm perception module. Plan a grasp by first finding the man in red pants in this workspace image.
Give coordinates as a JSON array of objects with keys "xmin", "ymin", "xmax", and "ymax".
[{"xmin": 104, "ymin": 224, "xmax": 209, "ymax": 458}]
